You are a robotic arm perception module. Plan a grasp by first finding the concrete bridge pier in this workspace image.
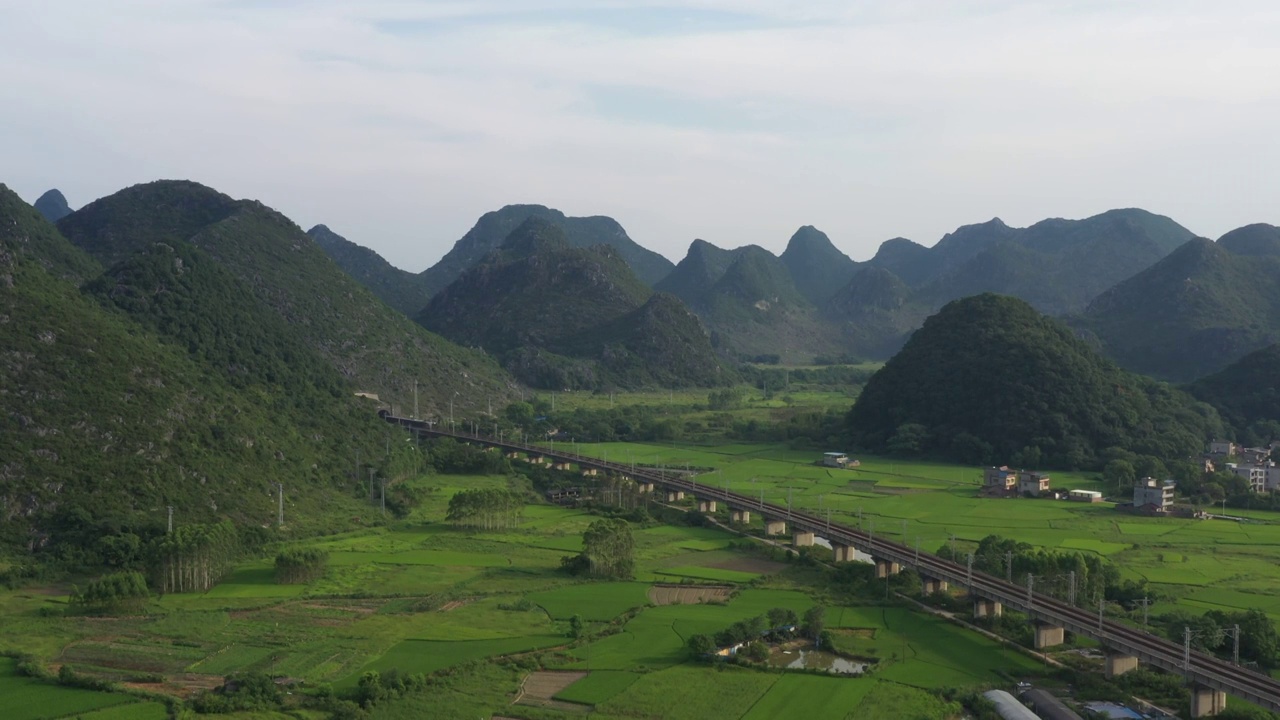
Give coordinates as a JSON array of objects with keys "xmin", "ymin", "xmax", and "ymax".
[
  {"xmin": 874, "ymin": 559, "xmax": 901, "ymax": 579},
  {"xmin": 730, "ymin": 509, "xmax": 751, "ymax": 524},
  {"xmin": 1033, "ymin": 621, "xmax": 1065, "ymax": 650},
  {"xmin": 637, "ymin": 482, "xmax": 653, "ymax": 493},
  {"xmin": 552, "ymin": 461, "xmax": 572, "ymax": 471},
  {"xmin": 697, "ymin": 499, "xmax": 717, "ymax": 513},
  {"xmin": 666, "ymin": 490, "xmax": 685, "ymax": 502},
  {"xmin": 792, "ymin": 531, "xmax": 814, "ymax": 547},
  {"xmin": 973, "ymin": 599, "xmax": 1003, "ymax": 618},
  {"xmin": 1103, "ymin": 651, "xmax": 1139, "ymax": 678},
  {"xmin": 831, "ymin": 543, "xmax": 854, "ymax": 563},
  {"xmin": 921, "ymin": 577, "xmax": 949, "ymax": 594},
  {"xmin": 504, "ymin": 451, "xmax": 521, "ymax": 459},
  {"xmin": 1190, "ymin": 685, "xmax": 1227, "ymax": 717},
  {"xmin": 763, "ymin": 519, "xmax": 787, "ymax": 536}
]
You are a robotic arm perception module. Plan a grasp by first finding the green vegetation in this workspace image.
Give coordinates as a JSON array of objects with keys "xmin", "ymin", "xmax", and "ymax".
[
  {"xmin": 274, "ymin": 548, "xmax": 329, "ymax": 584},
  {"xmin": 1189, "ymin": 343, "xmax": 1280, "ymax": 444},
  {"xmin": 565, "ymin": 519, "xmax": 636, "ymax": 579},
  {"xmin": 68, "ymin": 571, "xmax": 149, "ymax": 615},
  {"xmin": 445, "ymin": 488, "xmax": 525, "ymax": 529},
  {"xmin": 848, "ymin": 294, "xmax": 1223, "ymax": 468},
  {"xmin": 1080, "ymin": 230, "xmax": 1280, "ymax": 381},
  {"xmin": 0, "ymin": 657, "xmax": 132, "ymax": 720},
  {"xmin": 308, "ymin": 224, "xmax": 431, "ymax": 316},
  {"xmin": 57, "ymin": 179, "xmax": 515, "ymax": 417}
]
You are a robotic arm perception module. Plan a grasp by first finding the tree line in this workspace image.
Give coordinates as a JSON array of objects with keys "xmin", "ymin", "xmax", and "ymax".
[
  {"xmin": 149, "ymin": 521, "xmax": 238, "ymax": 594},
  {"xmin": 446, "ymin": 488, "xmax": 525, "ymax": 530}
]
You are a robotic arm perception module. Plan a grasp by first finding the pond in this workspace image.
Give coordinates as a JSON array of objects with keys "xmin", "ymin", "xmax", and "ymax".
[{"xmin": 766, "ymin": 644, "xmax": 867, "ymax": 675}]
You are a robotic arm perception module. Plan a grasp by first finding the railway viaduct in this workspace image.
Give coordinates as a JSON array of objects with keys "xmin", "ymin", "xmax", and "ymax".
[{"xmin": 384, "ymin": 415, "xmax": 1277, "ymax": 717}]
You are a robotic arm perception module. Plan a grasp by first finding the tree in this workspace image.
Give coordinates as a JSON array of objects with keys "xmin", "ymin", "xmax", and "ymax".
[
  {"xmin": 767, "ymin": 607, "xmax": 799, "ymax": 630},
  {"xmin": 570, "ymin": 614, "xmax": 585, "ymax": 639},
  {"xmin": 687, "ymin": 634, "xmax": 716, "ymax": 657},
  {"xmin": 1103, "ymin": 459, "xmax": 1136, "ymax": 493},
  {"xmin": 579, "ymin": 519, "xmax": 635, "ymax": 579},
  {"xmin": 804, "ymin": 605, "xmax": 826, "ymax": 643},
  {"xmin": 274, "ymin": 548, "xmax": 328, "ymax": 584}
]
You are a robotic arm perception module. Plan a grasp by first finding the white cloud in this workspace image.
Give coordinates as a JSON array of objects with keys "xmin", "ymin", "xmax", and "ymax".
[{"xmin": 2, "ymin": 0, "xmax": 1278, "ymax": 269}]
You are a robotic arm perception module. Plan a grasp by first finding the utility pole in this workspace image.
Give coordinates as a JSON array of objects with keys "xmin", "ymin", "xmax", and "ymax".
[
  {"xmin": 1233, "ymin": 624, "xmax": 1241, "ymax": 665},
  {"xmin": 413, "ymin": 379, "xmax": 418, "ymax": 419},
  {"xmin": 1098, "ymin": 598, "xmax": 1104, "ymax": 633},
  {"xmin": 368, "ymin": 467, "xmax": 376, "ymax": 503},
  {"xmin": 1184, "ymin": 626, "xmax": 1192, "ymax": 675},
  {"xmin": 380, "ymin": 478, "xmax": 386, "ymax": 515},
  {"xmin": 950, "ymin": 534, "xmax": 957, "ymax": 559},
  {"xmin": 1026, "ymin": 574, "xmax": 1035, "ymax": 609},
  {"xmin": 1068, "ymin": 570, "xmax": 1077, "ymax": 607},
  {"xmin": 1139, "ymin": 595, "xmax": 1150, "ymax": 628},
  {"xmin": 1005, "ymin": 551, "xmax": 1013, "ymax": 583},
  {"xmin": 167, "ymin": 505, "xmax": 174, "ymax": 533},
  {"xmin": 275, "ymin": 482, "xmax": 284, "ymax": 527},
  {"xmin": 966, "ymin": 553, "xmax": 974, "ymax": 588}
]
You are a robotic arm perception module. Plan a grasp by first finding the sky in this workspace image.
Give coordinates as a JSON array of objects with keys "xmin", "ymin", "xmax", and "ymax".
[{"xmin": 2, "ymin": 0, "xmax": 1278, "ymax": 271}]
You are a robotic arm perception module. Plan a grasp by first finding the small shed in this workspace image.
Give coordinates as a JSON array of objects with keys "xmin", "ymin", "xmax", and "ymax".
[
  {"xmin": 822, "ymin": 452, "xmax": 849, "ymax": 467},
  {"xmin": 1068, "ymin": 489, "xmax": 1102, "ymax": 503}
]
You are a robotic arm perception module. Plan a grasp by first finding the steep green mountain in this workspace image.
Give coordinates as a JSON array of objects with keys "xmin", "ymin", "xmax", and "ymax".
[
  {"xmin": 702, "ymin": 246, "xmax": 843, "ymax": 363},
  {"xmin": 420, "ymin": 204, "xmax": 674, "ymax": 294},
  {"xmin": 419, "ymin": 218, "xmax": 722, "ymax": 389},
  {"xmin": 847, "ymin": 294, "xmax": 1222, "ymax": 468},
  {"xmin": 1078, "ymin": 233, "xmax": 1280, "ymax": 381},
  {"xmin": 57, "ymin": 181, "xmax": 516, "ymax": 415},
  {"xmin": 33, "ymin": 189, "xmax": 72, "ymax": 223},
  {"xmin": 823, "ymin": 266, "xmax": 927, "ymax": 358},
  {"xmin": 0, "ymin": 185, "xmax": 389, "ymax": 555},
  {"xmin": 1188, "ymin": 344, "xmax": 1280, "ymax": 441},
  {"xmin": 778, "ymin": 226, "xmax": 859, "ymax": 305},
  {"xmin": 657, "ymin": 240, "xmax": 847, "ymax": 362},
  {"xmin": 864, "ymin": 237, "xmax": 935, "ymax": 286},
  {"xmin": 652, "ymin": 238, "xmax": 741, "ymax": 309},
  {"xmin": 308, "ymin": 224, "xmax": 431, "ymax": 316}
]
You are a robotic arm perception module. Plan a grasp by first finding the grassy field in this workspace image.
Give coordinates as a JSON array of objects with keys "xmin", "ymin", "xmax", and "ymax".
[
  {"xmin": 563, "ymin": 439, "xmax": 1280, "ymax": 620},
  {"xmin": 0, "ymin": 657, "xmax": 135, "ymax": 720},
  {"xmin": 0, "ymin": 449, "xmax": 1194, "ymax": 720}
]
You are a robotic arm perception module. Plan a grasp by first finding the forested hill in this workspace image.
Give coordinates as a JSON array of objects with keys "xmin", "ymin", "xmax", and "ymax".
[
  {"xmin": 847, "ymin": 294, "xmax": 1222, "ymax": 469},
  {"xmin": 419, "ymin": 217, "xmax": 724, "ymax": 389},
  {"xmin": 1188, "ymin": 344, "xmax": 1280, "ymax": 445},
  {"xmin": 308, "ymin": 224, "xmax": 431, "ymax": 316},
  {"xmin": 1077, "ymin": 228, "xmax": 1280, "ymax": 381},
  {"xmin": 419, "ymin": 203, "xmax": 674, "ymax": 295},
  {"xmin": 0, "ymin": 184, "xmax": 395, "ymax": 558},
  {"xmin": 57, "ymin": 180, "xmax": 517, "ymax": 415}
]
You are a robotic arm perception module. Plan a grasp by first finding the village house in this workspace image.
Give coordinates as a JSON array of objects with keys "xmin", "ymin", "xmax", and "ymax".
[
  {"xmin": 1018, "ymin": 471, "xmax": 1051, "ymax": 497},
  {"xmin": 983, "ymin": 466, "xmax": 1051, "ymax": 497},
  {"xmin": 1133, "ymin": 477, "xmax": 1176, "ymax": 513}
]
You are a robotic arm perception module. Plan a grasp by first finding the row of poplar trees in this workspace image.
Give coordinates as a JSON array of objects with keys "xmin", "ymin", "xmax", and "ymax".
[
  {"xmin": 148, "ymin": 521, "xmax": 239, "ymax": 594},
  {"xmin": 446, "ymin": 488, "xmax": 525, "ymax": 530}
]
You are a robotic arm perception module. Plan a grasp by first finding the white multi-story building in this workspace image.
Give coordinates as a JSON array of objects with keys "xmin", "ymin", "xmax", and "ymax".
[
  {"xmin": 1133, "ymin": 477, "xmax": 1176, "ymax": 511},
  {"xmin": 1227, "ymin": 462, "xmax": 1277, "ymax": 494}
]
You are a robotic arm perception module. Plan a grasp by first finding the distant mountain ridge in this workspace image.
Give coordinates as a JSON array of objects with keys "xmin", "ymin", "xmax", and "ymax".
[
  {"xmin": 419, "ymin": 217, "xmax": 723, "ymax": 389},
  {"xmin": 420, "ymin": 204, "xmax": 674, "ymax": 296},
  {"xmin": 33, "ymin": 189, "xmax": 73, "ymax": 223}
]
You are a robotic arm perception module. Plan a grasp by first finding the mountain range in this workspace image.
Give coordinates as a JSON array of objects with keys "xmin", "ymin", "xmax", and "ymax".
[
  {"xmin": 315, "ymin": 204, "xmax": 1275, "ymax": 380},
  {"xmin": 418, "ymin": 217, "xmax": 724, "ymax": 389}
]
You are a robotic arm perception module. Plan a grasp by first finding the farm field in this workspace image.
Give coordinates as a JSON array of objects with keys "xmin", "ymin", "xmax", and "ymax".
[
  {"xmin": 563, "ymin": 440, "xmax": 1280, "ymax": 619},
  {"xmin": 0, "ymin": 466, "xmax": 1052, "ymax": 720}
]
